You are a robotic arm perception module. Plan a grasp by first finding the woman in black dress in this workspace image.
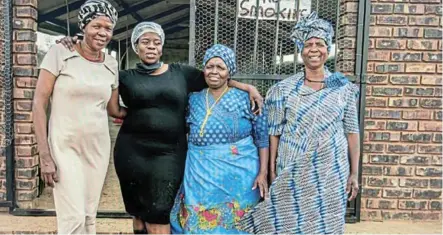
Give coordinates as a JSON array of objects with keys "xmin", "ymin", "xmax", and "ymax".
[{"xmin": 115, "ymin": 22, "xmax": 263, "ymax": 234}]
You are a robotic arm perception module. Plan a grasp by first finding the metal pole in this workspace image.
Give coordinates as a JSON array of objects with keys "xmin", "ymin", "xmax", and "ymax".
[
  {"xmin": 214, "ymin": 0, "xmax": 219, "ymax": 44},
  {"xmin": 118, "ymin": 39, "xmax": 121, "ymax": 70},
  {"xmin": 272, "ymin": 0, "xmax": 281, "ymax": 74},
  {"xmin": 252, "ymin": 0, "xmax": 260, "ymax": 74},
  {"xmin": 65, "ymin": 0, "xmax": 70, "ymax": 36},
  {"xmin": 233, "ymin": 1, "xmax": 239, "ymax": 55},
  {"xmin": 188, "ymin": 0, "xmax": 196, "ymax": 66},
  {"xmin": 293, "ymin": 0, "xmax": 301, "ymax": 73},
  {"xmin": 355, "ymin": 0, "xmax": 371, "ymax": 223},
  {"xmin": 4, "ymin": 0, "xmax": 15, "ymax": 211}
]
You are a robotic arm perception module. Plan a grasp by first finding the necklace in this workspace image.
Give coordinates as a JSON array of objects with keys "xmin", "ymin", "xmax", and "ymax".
[
  {"xmin": 199, "ymin": 86, "xmax": 230, "ymax": 137},
  {"xmin": 304, "ymin": 77, "xmax": 325, "ymax": 83}
]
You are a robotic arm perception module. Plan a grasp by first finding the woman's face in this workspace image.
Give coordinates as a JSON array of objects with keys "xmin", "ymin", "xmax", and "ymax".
[
  {"xmin": 204, "ymin": 57, "xmax": 230, "ymax": 89},
  {"xmin": 83, "ymin": 16, "xmax": 114, "ymax": 51},
  {"xmin": 301, "ymin": 37, "xmax": 328, "ymax": 70},
  {"xmin": 136, "ymin": 32, "xmax": 163, "ymax": 64}
]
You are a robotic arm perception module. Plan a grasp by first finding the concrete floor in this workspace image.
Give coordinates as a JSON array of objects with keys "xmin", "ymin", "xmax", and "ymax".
[{"xmin": 0, "ymin": 212, "xmax": 441, "ymax": 234}]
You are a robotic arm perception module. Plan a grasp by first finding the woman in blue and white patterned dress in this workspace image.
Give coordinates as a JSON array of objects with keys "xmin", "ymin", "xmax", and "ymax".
[
  {"xmin": 239, "ymin": 12, "xmax": 361, "ymax": 234},
  {"xmin": 170, "ymin": 44, "xmax": 269, "ymax": 234}
]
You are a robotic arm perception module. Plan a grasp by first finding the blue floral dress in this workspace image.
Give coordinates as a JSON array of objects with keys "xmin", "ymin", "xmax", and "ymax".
[
  {"xmin": 170, "ymin": 88, "xmax": 269, "ymax": 234},
  {"xmin": 239, "ymin": 71, "xmax": 360, "ymax": 234}
]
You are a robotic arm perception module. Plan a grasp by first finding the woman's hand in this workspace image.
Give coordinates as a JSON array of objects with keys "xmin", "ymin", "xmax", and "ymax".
[
  {"xmin": 40, "ymin": 153, "xmax": 59, "ymax": 187},
  {"xmin": 269, "ymin": 171, "xmax": 277, "ymax": 184},
  {"xmin": 56, "ymin": 36, "xmax": 80, "ymax": 51},
  {"xmin": 253, "ymin": 172, "xmax": 268, "ymax": 198},
  {"xmin": 346, "ymin": 172, "xmax": 359, "ymax": 201},
  {"xmin": 248, "ymin": 85, "xmax": 264, "ymax": 115}
]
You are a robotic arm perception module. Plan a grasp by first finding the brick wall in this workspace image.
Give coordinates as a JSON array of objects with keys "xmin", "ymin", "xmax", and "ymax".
[
  {"xmin": 361, "ymin": 0, "xmax": 442, "ymax": 221},
  {"xmin": 337, "ymin": 0, "xmax": 358, "ymax": 76},
  {"xmin": 13, "ymin": 0, "xmax": 39, "ymax": 208}
]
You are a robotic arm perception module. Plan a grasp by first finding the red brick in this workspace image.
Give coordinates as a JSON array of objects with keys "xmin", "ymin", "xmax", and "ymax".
[
  {"xmin": 15, "ymin": 166, "xmax": 38, "ymax": 178},
  {"xmin": 367, "ymin": 199, "xmax": 397, "ymax": 209},
  {"xmin": 362, "ymin": 188, "xmax": 382, "ymax": 198},
  {"xmin": 413, "ymin": 189, "xmax": 442, "ymax": 199},
  {"xmin": 14, "ymin": 111, "xmax": 33, "ymax": 123},
  {"xmin": 361, "ymin": 210, "xmax": 382, "ymax": 222},
  {"xmin": 390, "ymin": 75, "xmax": 420, "ymax": 85},
  {"xmin": 15, "ymin": 77, "xmax": 37, "ymax": 88},
  {"xmin": 420, "ymin": 98, "xmax": 442, "ymax": 109},
  {"xmin": 411, "ymin": 212, "xmax": 441, "ymax": 220},
  {"xmin": 15, "ymin": 145, "xmax": 38, "ymax": 156},
  {"xmin": 366, "ymin": 97, "xmax": 388, "ymax": 107},
  {"xmin": 382, "ymin": 211, "xmax": 412, "ymax": 220},
  {"xmin": 421, "ymin": 75, "xmax": 442, "ymax": 85},
  {"xmin": 383, "ymin": 166, "xmax": 415, "ymax": 176},
  {"xmin": 377, "ymin": 15, "xmax": 408, "ymax": 25},
  {"xmin": 15, "ymin": 134, "xmax": 36, "ymax": 145},
  {"xmin": 371, "ymin": 109, "xmax": 402, "ymax": 119},
  {"xmin": 432, "ymin": 156, "xmax": 442, "ymax": 165},
  {"xmin": 363, "ymin": 143, "xmax": 385, "ymax": 153},
  {"xmin": 14, "ymin": 0, "xmax": 38, "ymax": 7},
  {"xmin": 416, "ymin": 166, "xmax": 442, "ymax": 176},
  {"xmin": 418, "ymin": 145, "xmax": 442, "ymax": 154},
  {"xmin": 16, "ymin": 178, "xmax": 38, "ymax": 190},
  {"xmin": 15, "ymin": 123, "xmax": 33, "ymax": 134},
  {"xmin": 13, "ymin": 88, "xmax": 34, "ymax": 99},
  {"xmin": 419, "ymin": 121, "xmax": 442, "ymax": 131},
  {"xmin": 401, "ymin": 133, "xmax": 433, "ymax": 143},
  {"xmin": 398, "ymin": 200, "xmax": 428, "ymax": 210},
  {"xmin": 368, "ymin": 51, "xmax": 390, "ymax": 61},
  {"xmin": 400, "ymin": 156, "xmax": 431, "ymax": 165},
  {"xmin": 423, "ymin": 52, "xmax": 442, "ymax": 62},
  {"xmin": 383, "ymin": 188, "xmax": 413, "ymax": 198},
  {"xmin": 372, "ymin": 86, "xmax": 403, "ymax": 96},
  {"xmin": 16, "ymin": 54, "xmax": 37, "ymax": 65},
  {"xmin": 367, "ymin": 177, "xmax": 399, "ymax": 187},
  {"xmin": 402, "ymin": 110, "xmax": 433, "ymax": 120},
  {"xmin": 15, "ymin": 6, "xmax": 38, "ymax": 19},
  {"xmin": 399, "ymin": 178, "xmax": 429, "ymax": 188},
  {"xmin": 16, "ymin": 188, "xmax": 38, "ymax": 201},
  {"xmin": 368, "ymin": 75, "xmax": 389, "ymax": 84},
  {"xmin": 13, "ymin": 18, "xmax": 37, "ymax": 30},
  {"xmin": 376, "ymin": 39, "xmax": 407, "ymax": 50},
  {"xmin": 15, "ymin": 100, "xmax": 32, "ymax": 111},
  {"xmin": 370, "ymin": 154, "xmax": 400, "ymax": 163},
  {"xmin": 394, "ymin": 4, "xmax": 425, "ymax": 14},
  {"xmin": 369, "ymin": 27, "xmax": 392, "ymax": 37},
  {"xmin": 388, "ymin": 98, "xmax": 418, "ymax": 108},
  {"xmin": 405, "ymin": 64, "xmax": 436, "ymax": 73},
  {"xmin": 393, "ymin": 27, "xmax": 423, "ymax": 37},
  {"xmin": 365, "ymin": 120, "xmax": 386, "ymax": 130},
  {"xmin": 15, "ymin": 155, "xmax": 39, "ymax": 168},
  {"xmin": 387, "ymin": 121, "xmax": 418, "ymax": 131},
  {"xmin": 409, "ymin": 16, "xmax": 440, "ymax": 26},
  {"xmin": 438, "ymin": 64, "xmax": 442, "ymax": 73},
  {"xmin": 407, "ymin": 39, "xmax": 439, "ymax": 50}
]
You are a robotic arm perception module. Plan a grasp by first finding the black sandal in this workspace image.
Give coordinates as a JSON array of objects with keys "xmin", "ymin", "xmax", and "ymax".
[{"xmin": 133, "ymin": 228, "xmax": 147, "ymax": 234}]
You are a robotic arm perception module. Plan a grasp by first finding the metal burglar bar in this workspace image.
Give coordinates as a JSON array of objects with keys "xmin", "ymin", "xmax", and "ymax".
[
  {"xmin": 189, "ymin": 0, "xmax": 363, "ymax": 222},
  {"xmin": 190, "ymin": 0, "xmax": 342, "ymax": 96}
]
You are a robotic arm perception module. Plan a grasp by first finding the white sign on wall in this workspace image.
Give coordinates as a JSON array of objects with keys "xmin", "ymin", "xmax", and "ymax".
[{"xmin": 238, "ymin": 0, "xmax": 312, "ymax": 21}]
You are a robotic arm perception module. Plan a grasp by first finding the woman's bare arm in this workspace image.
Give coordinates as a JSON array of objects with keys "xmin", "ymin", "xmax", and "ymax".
[{"xmin": 107, "ymin": 89, "xmax": 127, "ymax": 119}]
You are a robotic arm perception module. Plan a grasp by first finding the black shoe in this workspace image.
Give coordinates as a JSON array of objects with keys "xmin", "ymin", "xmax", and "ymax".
[{"xmin": 133, "ymin": 228, "xmax": 147, "ymax": 234}]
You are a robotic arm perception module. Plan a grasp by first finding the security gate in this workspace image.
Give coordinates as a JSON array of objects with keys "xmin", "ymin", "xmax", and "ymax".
[{"xmin": 189, "ymin": 0, "xmax": 371, "ymax": 222}]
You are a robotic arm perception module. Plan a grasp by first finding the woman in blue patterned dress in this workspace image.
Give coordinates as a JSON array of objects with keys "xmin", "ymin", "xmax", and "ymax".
[
  {"xmin": 170, "ymin": 44, "xmax": 270, "ymax": 234},
  {"xmin": 239, "ymin": 12, "xmax": 360, "ymax": 234}
]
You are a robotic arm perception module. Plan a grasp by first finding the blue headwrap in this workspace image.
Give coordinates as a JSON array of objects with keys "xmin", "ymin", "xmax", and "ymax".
[
  {"xmin": 203, "ymin": 44, "xmax": 237, "ymax": 77},
  {"xmin": 290, "ymin": 11, "xmax": 334, "ymax": 53}
]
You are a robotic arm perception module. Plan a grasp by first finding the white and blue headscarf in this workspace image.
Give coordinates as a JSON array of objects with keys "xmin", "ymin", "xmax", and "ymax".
[
  {"xmin": 203, "ymin": 44, "xmax": 237, "ymax": 77},
  {"xmin": 290, "ymin": 11, "xmax": 334, "ymax": 53},
  {"xmin": 78, "ymin": 0, "xmax": 118, "ymax": 30}
]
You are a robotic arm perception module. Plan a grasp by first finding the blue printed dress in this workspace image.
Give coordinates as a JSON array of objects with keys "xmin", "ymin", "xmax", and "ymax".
[
  {"xmin": 239, "ymin": 71, "xmax": 360, "ymax": 234},
  {"xmin": 170, "ymin": 88, "xmax": 269, "ymax": 234}
]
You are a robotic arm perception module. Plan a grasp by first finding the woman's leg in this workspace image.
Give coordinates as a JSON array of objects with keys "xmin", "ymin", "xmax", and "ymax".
[
  {"xmin": 133, "ymin": 217, "xmax": 147, "ymax": 233},
  {"xmin": 145, "ymin": 223, "xmax": 170, "ymax": 234}
]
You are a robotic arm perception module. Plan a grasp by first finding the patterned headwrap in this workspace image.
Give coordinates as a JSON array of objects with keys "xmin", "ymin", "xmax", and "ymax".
[
  {"xmin": 131, "ymin": 22, "xmax": 165, "ymax": 53},
  {"xmin": 290, "ymin": 11, "xmax": 334, "ymax": 52},
  {"xmin": 78, "ymin": 0, "xmax": 118, "ymax": 31},
  {"xmin": 203, "ymin": 44, "xmax": 237, "ymax": 77}
]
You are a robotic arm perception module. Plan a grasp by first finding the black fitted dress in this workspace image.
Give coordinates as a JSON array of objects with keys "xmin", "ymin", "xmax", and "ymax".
[{"xmin": 114, "ymin": 63, "xmax": 206, "ymax": 224}]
